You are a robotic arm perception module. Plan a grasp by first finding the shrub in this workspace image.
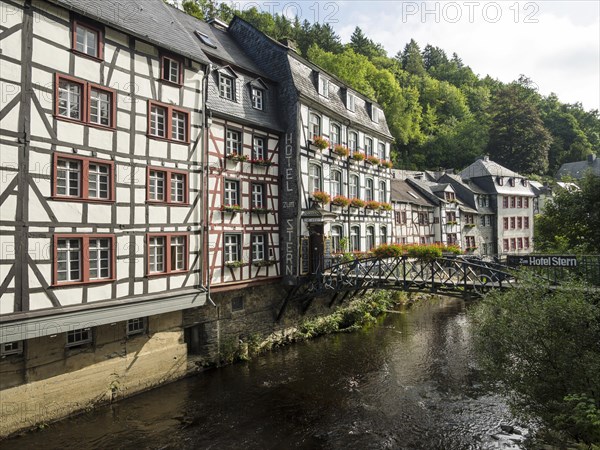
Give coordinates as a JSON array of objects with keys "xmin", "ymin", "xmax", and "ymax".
[
  {"xmin": 372, "ymin": 243, "xmax": 404, "ymax": 258},
  {"xmin": 406, "ymin": 244, "xmax": 443, "ymax": 259}
]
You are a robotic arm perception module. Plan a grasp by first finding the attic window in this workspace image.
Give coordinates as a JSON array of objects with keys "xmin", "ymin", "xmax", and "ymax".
[
  {"xmin": 372, "ymin": 105, "xmax": 380, "ymax": 123},
  {"xmin": 195, "ymin": 31, "xmax": 217, "ymax": 49},
  {"xmin": 496, "ymin": 176, "xmax": 504, "ymax": 186},
  {"xmin": 347, "ymin": 92, "xmax": 355, "ymax": 112},
  {"xmin": 318, "ymin": 75, "xmax": 329, "ymax": 97}
]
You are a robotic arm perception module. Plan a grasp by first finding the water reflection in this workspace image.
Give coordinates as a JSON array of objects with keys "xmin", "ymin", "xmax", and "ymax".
[{"xmin": 2, "ymin": 297, "xmax": 527, "ymax": 450}]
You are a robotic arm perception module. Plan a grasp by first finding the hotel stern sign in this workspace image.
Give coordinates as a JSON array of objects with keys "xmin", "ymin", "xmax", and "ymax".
[{"xmin": 507, "ymin": 255, "xmax": 578, "ymax": 268}]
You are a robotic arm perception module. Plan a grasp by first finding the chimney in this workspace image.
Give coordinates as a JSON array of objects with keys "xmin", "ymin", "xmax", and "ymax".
[
  {"xmin": 279, "ymin": 38, "xmax": 298, "ymax": 52},
  {"xmin": 588, "ymin": 153, "xmax": 597, "ymax": 164}
]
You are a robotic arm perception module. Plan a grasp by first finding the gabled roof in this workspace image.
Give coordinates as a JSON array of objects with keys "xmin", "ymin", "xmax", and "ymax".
[
  {"xmin": 49, "ymin": 0, "xmax": 210, "ymax": 65},
  {"xmin": 460, "ymin": 157, "xmax": 520, "ymax": 180},
  {"xmin": 556, "ymin": 155, "xmax": 600, "ymax": 179},
  {"xmin": 391, "ymin": 179, "xmax": 435, "ymax": 207}
]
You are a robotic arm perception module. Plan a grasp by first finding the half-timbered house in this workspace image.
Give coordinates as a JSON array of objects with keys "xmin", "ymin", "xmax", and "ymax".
[
  {"xmin": 390, "ymin": 179, "xmax": 436, "ymax": 244},
  {"xmin": 0, "ymin": 0, "xmax": 209, "ymax": 434},
  {"xmin": 228, "ymin": 18, "xmax": 394, "ymax": 280}
]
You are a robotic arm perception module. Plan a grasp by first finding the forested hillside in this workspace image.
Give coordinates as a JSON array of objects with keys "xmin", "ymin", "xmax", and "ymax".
[{"xmin": 174, "ymin": 0, "xmax": 600, "ymax": 176}]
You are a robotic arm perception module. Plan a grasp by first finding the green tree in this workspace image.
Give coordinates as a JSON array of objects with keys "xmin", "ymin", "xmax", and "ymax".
[
  {"xmin": 397, "ymin": 39, "xmax": 426, "ymax": 77},
  {"xmin": 181, "ymin": 0, "xmax": 233, "ymax": 21},
  {"xmin": 486, "ymin": 79, "xmax": 552, "ymax": 174},
  {"xmin": 535, "ymin": 173, "xmax": 600, "ymax": 253},
  {"xmin": 348, "ymin": 27, "xmax": 387, "ymax": 59},
  {"xmin": 470, "ymin": 277, "xmax": 600, "ymax": 445}
]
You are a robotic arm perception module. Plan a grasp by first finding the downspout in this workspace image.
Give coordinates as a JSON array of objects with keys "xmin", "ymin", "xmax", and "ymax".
[{"xmin": 202, "ymin": 64, "xmax": 216, "ymax": 307}]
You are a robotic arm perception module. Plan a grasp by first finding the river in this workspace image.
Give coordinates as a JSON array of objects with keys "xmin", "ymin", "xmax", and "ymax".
[{"xmin": 2, "ymin": 297, "xmax": 529, "ymax": 449}]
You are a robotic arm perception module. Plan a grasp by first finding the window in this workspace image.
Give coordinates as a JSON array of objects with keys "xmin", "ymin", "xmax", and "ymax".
[
  {"xmin": 195, "ymin": 30, "xmax": 217, "ymax": 48},
  {"xmin": 418, "ymin": 212, "xmax": 428, "ymax": 225},
  {"xmin": 503, "ymin": 217, "xmax": 509, "ymax": 230},
  {"xmin": 524, "ymin": 217, "xmax": 530, "ymax": 229},
  {"xmin": 465, "ymin": 214, "xmax": 474, "ymax": 225},
  {"xmin": 510, "ymin": 217, "xmax": 516, "ymax": 229},
  {"xmin": 517, "ymin": 238, "xmax": 523, "ymax": 250},
  {"xmin": 517, "ymin": 196, "xmax": 523, "ymax": 208},
  {"xmin": 1, "ymin": 341, "xmax": 23, "ymax": 357},
  {"xmin": 72, "ymin": 20, "xmax": 102, "ymax": 59},
  {"xmin": 251, "ymin": 183, "xmax": 265, "ymax": 209},
  {"xmin": 517, "ymin": 217, "xmax": 523, "ymax": 229},
  {"xmin": 378, "ymin": 142, "xmax": 386, "ymax": 160},
  {"xmin": 231, "ymin": 296, "xmax": 244, "ymax": 311},
  {"xmin": 503, "ymin": 197, "xmax": 509, "ymax": 208},
  {"xmin": 503, "ymin": 239, "xmax": 509, "ymax": 252},
  {"xmin": 350, "ymin": 226, "xmax": 360, "ymax": 252},
  {"xmin": 509, "ymin": 178, "xmax": 516, "ymax": 187},
  {"xmin": 380, "ymin": 226, "xmax": 387, "ymax": 245},
  {"xmin": 364, "ymin": 137, "xmax": 373, "ymax": 156},
  {"xmin": 447, "ymin": 233, "xmax": 458, "ymax": 245},
  {"xmin": 349, "ymin": 174, "xmax": 359, "ymax": 198},
  {"xmin": 330, "ymin": 123, "xmax": 340, "ymax": 146},
  {"xmin": 219, "ymin": 74, "xmax": 234, "ymax": 100},
  {"xmin": 348, "ymin": 131, "xmax": 358, "ymax": 151},
  {"xmin": 147, "ymin": 167, "xmax": 188, "ymax": 204},
  {"xmin": 510, "ymin": 196, "xmax": 516, "ymax": 208},
  {"xmin": 127, "ymin": 318, "xmax": 147, "ymax": 336},
  {"xmin": 486, "ymin": 215, "xmax": 492, "ymax": 226},
  {"xmin": 251, "ymin": 87, "xmax": 264, "ymax": 110},
  {"xmin": 309, "ymin": 113, "xmax": 321, "ymax": 139},
  {"xmin": 395, "ymin": 211, "xmax": 407, "ymax": 224},
  {"xmin": 365, "ymin": 179, "xmax": 374, "ymax": 202},
  {"xmin": 347, "ymin": 92, "xmax": 355, "ymax": 111},
  {"xmin": 445, "ymin": 192, "xmax": 456, "ymax": 202},
  {"xmin": 331, "ymin": 225, "xmax": 343, "ymax": 253},
  {"xmin": 224, "ymin": 179, "xmax": 239, "ymax": 206},
  {"xmin": 378, "ymin": 181, "xmax": 386, "ymax": 203},
  {"xmin": 372, "ymin": 106, "xmax": 380, "ymax": 123},
  {"xmin": 53, "ymin": 153, "xmax": 114, "ymax": 202},
  {"xmin": 331, "ymin": 170, "xmax": 342, "ymax": 198},
  {"xmin": 366, "ymin": 226, "xmax": 375, "ymax": 250},
  {"xmin": 447, "ymin": 212, "xmax": 456, "ymax": 223},
  {"xmin": 466, "ymin": 236, "xmax": 476, "ymax": 248},
  {"xmin": 54, "ymin": 234, "xmax": 114, "ymax": 285},
  {"xmin": 251, "ymin": 234, "xmax": 266, "ymax": 261},
  {"xmin": 308, "ymin": 164, "xmax": 322, "ymax": 193},
  {"xmin": 510, "ymin": 238, "xmax": 516, "ymax": 250},
  {"xmin": 497, "ymin": 176, "xmax": 504, "ymax": 186},
  {"xmin": 147, "ymin": 233, "xmax": 188, "ymax": 275},
  {"xmin": 161, "ymin": 55, "xmax": 182, "ymax": 85},
  {"xmin": 55, "ymin": 74, "xmax": 115, "ymax": 128},
  {"xmin": 252, "ymin": 136, "xmax": 266, "ymax": 160},
  {"xmin": 226, "ymin": 129, "xmax": 242, "ymax": 155},
  {"xmin": 524, "ymin": 197, "xmax": 530, "ymax": 208},
  {"xmin": 148, "ymin": 101, "xmax": 190, "ymax": 143},
  {"xmin": 318, "ymin": 75, "xmax": 329, "ymax": 97},
  {"xmin": 480, "ymin": 215, "xmax": 486, "ymax": 227},
  {"xmin": 224, "ymin": 234, "xmax": 241, "ymax": 263},
  {"xmin": 66, "ymin": 328, "xmax": 92, "ymax": 348},
  {"xmin": 524, "ymin": 237, "xmax": 530, "ymax": 249}
]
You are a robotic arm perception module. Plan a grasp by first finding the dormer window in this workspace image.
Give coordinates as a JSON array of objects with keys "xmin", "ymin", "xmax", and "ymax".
[
  {"xmin": 347, "ymin": 92, "xmax": 355, "ymax": 111},
  {"xmin": 372, "ymin": 106, "xmax": 380, "ymax": 123},
  {"xmin": 219, "ymin": 74, "xmax": 234, "ymax": 100},
  {"xmin": 496, "ymin": 176, "xmax": 504, "ymax": 186},
  {"xmin": 161, "ymin": 55, "xmax": 182, "ymax": 85},
  {"xmin": 318, "ymin": 75, "xmax": 329, "ymax": 97},
  {"xmin": 509, "ymin": 178, "xmax": 516, "ymax": 187},
  {"xmin": 521, "ymin": 179, "xmax": 528, "ymax": 187},
  {"xmin": 72, "ymin": 20, "xmax": 103, "ymax": 60},
  {"xmin": 251, "ymin": 87, "xmax": 263, "ymax": 110}
]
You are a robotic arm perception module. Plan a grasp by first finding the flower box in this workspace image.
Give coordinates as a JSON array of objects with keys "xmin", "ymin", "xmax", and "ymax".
[
  {"xmin": 350, "ymin": 198, "xmax": 366, "ymax": 208},
  {"xmin": 252, "ymin": 259, "xmax": 277, "ymax": 268},
  {"xmin": 465, "ymin": 223, "xmax": 476, "ymax": 228},
  {"xmin": 332, "ymin": 145, "xmax": 350, "ymax": 158},
  {"xmin": 312, "ymin": 191, "xmax": 331, "ymax": 205},
  {"xmin": 225, "ymin": 152, "xmax": 248, "ymax": 162},
  {"xmin": 379, "ymin": 160, "xmax": 393, "ymax": 169},
  {"xmin": 331, "ymin": 195, "xmax": 351, "ymax": 208},
  {"xmin": 224, "ymin": 260, "xmax": 247, "ymax": 269},
  {"xmin": 365, "ymin": 200, "xmax": 381, "ymax": 210},
  {"xmin": 351, "ymin": 151, "xmax": 365, "ymax": 162},
  {"xmin": 365, "ymin": 155, "xmax": 380, "ymax": 166},
  {"xmin": 250, "ymin": 159, "xmax": 272, "ymax": 167},
  {"xmin": 379, "ymin": 202, "xmax": 392, "ymax": 211},
  {"xmin": 310, "ymin": 136, "xmax": 329, "ymax": 151},
  {"xmin": 446, "ymin": 221, "xmax": 458, "ymax": 226},
  {"xmin": 220, "ymin": 205, "xmax": 244, "ymax": 213},
  {"xmin": 251, "ymin": 208, "xmax": 272, "ymax": 215}
]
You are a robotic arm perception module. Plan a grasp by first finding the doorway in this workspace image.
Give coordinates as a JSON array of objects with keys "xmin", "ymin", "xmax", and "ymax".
[{"xmin": 309, "ymin": 224, "xmax": 324, "ymax": 274}]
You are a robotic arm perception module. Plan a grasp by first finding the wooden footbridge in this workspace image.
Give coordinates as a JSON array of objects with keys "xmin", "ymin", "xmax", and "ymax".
[{"xmin": 276, "ymin": 255, "xmax": 600, "ymax": 320}]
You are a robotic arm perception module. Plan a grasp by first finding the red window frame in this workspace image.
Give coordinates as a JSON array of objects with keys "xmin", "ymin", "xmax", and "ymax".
[
  {"xmin": 52, "ymin": 152, "xmax": 115, "ymax": 203},
  {"xmin": 147, "ymin": 100, "xmax": 191, "ymax": 144},
  {"xmin": 146, "ymin": 166, "xmax": 189, "ymax": 205},
  {"xmin": 503, "ymin": 217, "xmax": 509, "ymax": 230},
  {"xmin": 510, "ymin": 217, "xmax": 516, "ymax": 229},
  {"xmin": 503, "ymin": 239, "xmax": 509, "ymax": 252},
  {"xmin": 524, "ymin": 217, "xmax": 530, "ymax": 229},
  {"xmin": 54, "ymin": 73, "xmax": 116, "ymax": 129},
  {"xmin": 524, "ymin": 197, "xmax": 530, "ymax": 208},
  {"xmin": 510, "ymin": 196, "xmax": 516, "ymax": 208},
  {"xmin": 503, "ymin": 197, "xmax": 509, "ymax": 208},
  {"xmin": 53, "ymin": 234, "xmax": 116, "ymax": 286},
  {"xmin": 160, "ymin": 54, "xmax": 184, "ymax": 86},
  {"xmin": 146, "ymin": 233, "xmax": 189, "ymax": 276},
  {"xmin": 72, "ymin": 19, "xmax": 104, "ymax": 61},
  {"xmin": 524, "ymin": 237, "xmax": 530, "ymax": 249}
]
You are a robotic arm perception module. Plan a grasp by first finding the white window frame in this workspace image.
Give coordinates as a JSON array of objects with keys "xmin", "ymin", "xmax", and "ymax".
[
  {"xmin": 309, "ymin": 113, "xmax": 321, "ymax": 139},
  {"xmin": 224, "ymin": 179, "xmax": 239, "ymax": 206},
  {"xmin": 309, "ymin": 164, "xmax": 322, "ymax": 193},
  {"xmin": 170, "ymin": 236, "xmax": 186, "ymax": 271},
  {"xmin": 1, "ymin": 341, "xmax": 23, "ymax": 357},
  {"xmin": 150, "ymin": 105, "xmax": 166, "ymax": 138},
  {"xmin": 89, "ymin": 88, "xmax": 111, "ymax": 126},
  {"xmin": 252, "ymin": 183, "xmax": 264, "ymax": 208},
  {"xmin": 226, "ymin": 129, "xmax": 241, "ymax": 155},
  {"xmin": 372, "ymin": 106, "xmax": 380, "ymax": 123},
  {"xmin": 348, "ymin": 131, "xmax": 358, "ymax": 152},
  {"xmin": 170, "ymin": 173, "xmax": 185, "ymax": 203},
  {"xmin": 318, "ymin": 75, "xmax": 329, "ymax": 97},
  {"xmin": 347, "ymin": 92, "xmax": 355, "ymax": 111},
  {"xmin": 58, "ymin": 80, "xmax": 82, "ymax": 120},
  {"xmin": 251, "ymin": 87, "xmax": 263, "ymax": 110},
  {"xmin": 364, "ymin": 137, "xmax": 373, "ymax": 156},
  {"xmin": 149, "ymin": 170, "xmax": 166, "ymax": 201},
  {"xmin": 88, "ymin": 238, "xmax": 111, "ymax": 280},
  {"xmin": 366, "ymin": 226, "xmax": 375, "ymax": 250},
  {"xmin": 57, "ymin": 158, "xmax": 81, "ymax": 197},
  {"xmin": 88, "ymin": 162, "xmax": 110, "ymax": 199},
  {"xmin": 251, "ymin": 234, "xmax": 266, "ymax": 261},
  {"xmin": 331, "ymin": 170, "xmax": 342, "ymax": 198},
  {"xmin": 163, "ymin": 56, "xmax": 180, "ymax": 84},
  {"xmin": 378, "ymin": 142, "xmax": 386, "ymax": 160},
  {"xmin": 330, "ymin": 123, "xmax": 340, "ymax": 146},
  {"xmin": 57, "ymin": 238, "xmax": 82, "ymax": 282},
  {"xmin": 127, "ymin": 318, "xmax": 147, "ymax": 336},
  {"xmin": 149, "ymin": 236, "xmax": 166, "ymax": 273},
  {"xmin": 224, "ymin": 234, "xmax": 241, "ymax": 263},
  {"xmin": 331, "ymin": 225, "xmax": 343, "ymax": 253},
  {"xmin": 219, "ymin": 74, "xmax": 234, "ymax": 100},
  {"xmin": 75, "ymin": 24, "xmax": 99, "ymax": 57},
  {"xmin": 252, "ymin": 136, "xmax": 266, "ymax": 160},
  {"xmin": 66, "ymin": 328, "xmax": 92, "ymax": 348},
  {"xmin": 350, "ymin": 226, "xmax": 360, "ymax": 252},
  {"xmin": 378, "ymin": 181, "xmax": 387, "ymax": 203},
  {"xmin": 380, "ymin": 226, "xmax": 387, "ymax": 245},
  {"xmin": 171, "ymin": 110, "xmax": 187, "ymax": 142},
  {"xmin": 365, "ymin": 178, "xmax": 374, "ymax": 202}
]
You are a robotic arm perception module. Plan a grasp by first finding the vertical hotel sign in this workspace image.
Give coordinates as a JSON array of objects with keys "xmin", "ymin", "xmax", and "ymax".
[{"xmin": 281, "ymin": 132, "xmax": 298, "ymax": 282}]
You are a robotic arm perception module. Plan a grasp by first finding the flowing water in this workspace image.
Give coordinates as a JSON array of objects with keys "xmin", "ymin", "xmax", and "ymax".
[{"xmin": 3, "ymin": 297, "xmax": 529, "ymax": 449}]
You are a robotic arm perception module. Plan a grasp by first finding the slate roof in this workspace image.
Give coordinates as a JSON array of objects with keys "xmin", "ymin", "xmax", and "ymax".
[
  {"xmin": 556, "ymin": 155, "xmax": 600, "ymax": 179},
  {"xmin": 49, "ymin": 0, "xmax": 210, "ymax": 64},
  {"xmin": 391, "ymin": 179, "xmax": 434, "ymax": 208},
  {"xmin": 287, "ymin": 55, "xmax": 393, "ymax": 139},
  {"xmin": 460, "ymin": 157, "xmax": 520, "ymax": 180}
]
